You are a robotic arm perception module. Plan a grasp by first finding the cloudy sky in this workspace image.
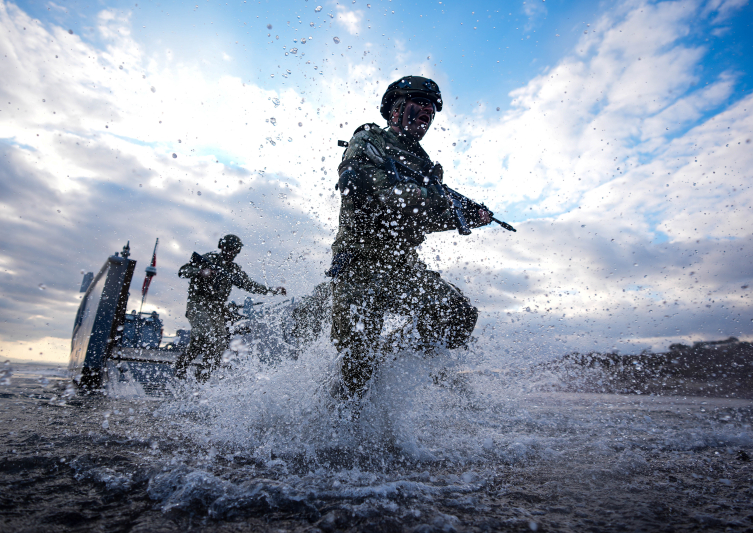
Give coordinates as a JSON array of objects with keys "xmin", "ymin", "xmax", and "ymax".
[{"xmin": 1, "ymin": 0, "xmax": 751, "ymax": 363}]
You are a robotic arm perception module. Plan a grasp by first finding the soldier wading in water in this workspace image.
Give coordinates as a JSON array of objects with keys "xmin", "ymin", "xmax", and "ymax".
[
  {"xmin": 328, "ymin": 76, "xmax": 493, "ymax": 403},
  {"xmin": 174, "ymin": 234, "xmax": 286, "ymax": 381}
]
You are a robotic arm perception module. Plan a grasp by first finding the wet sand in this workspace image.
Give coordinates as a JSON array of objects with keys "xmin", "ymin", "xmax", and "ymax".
[{"xmin": 1, "ymin": 362, "xmax": 752, "ymax": 532}]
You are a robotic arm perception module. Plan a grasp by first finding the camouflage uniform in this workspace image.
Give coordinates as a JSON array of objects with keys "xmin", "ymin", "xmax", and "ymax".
[
  {"xmin": 175, "ymin": 252, "xmax": 274, "ymax": 380},
  {"xmin": 330, "ymin": 124, "xmax": 488, "ymax": 397},
  {"xmin": 288, "ymin": 282, "xmax": 332, "ymax": 355}
]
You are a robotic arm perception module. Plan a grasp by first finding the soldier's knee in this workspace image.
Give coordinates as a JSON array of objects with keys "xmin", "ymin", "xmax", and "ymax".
[{"xmin": 445, "ymin": 297, "xmax": 477, "ymax": 348}]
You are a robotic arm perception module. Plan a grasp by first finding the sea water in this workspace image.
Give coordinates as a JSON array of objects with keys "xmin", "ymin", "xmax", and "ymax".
[{"xmin": 2, "ymin": 336, "xmax": 752, "ymax": 531}]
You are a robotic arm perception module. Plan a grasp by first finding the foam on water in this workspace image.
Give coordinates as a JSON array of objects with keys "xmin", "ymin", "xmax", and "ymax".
[
  {"xmin": 148, "ymin": 328, "xmax": 752, "ymax": 518},
  {"xmin": 5, "ymin": 344, "xmax": 751, "ymax": 529}
]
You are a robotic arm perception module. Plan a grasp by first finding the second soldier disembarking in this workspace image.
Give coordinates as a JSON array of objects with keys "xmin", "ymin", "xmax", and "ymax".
[
  {"xmin": 328, "ymin": 75, "xmax": 493, "ymax": 403},
  {"xmin": 174, "ymin": 234, "xmax": 286, "ymax": 381}
]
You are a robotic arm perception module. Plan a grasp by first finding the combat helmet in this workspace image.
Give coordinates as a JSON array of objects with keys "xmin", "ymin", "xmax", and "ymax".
[
  {"xmin": 218, "ymin": 234, "xmax": 243, "ymax": 252},
  {"xmin": 380, "ymin": 76, "xmax": 443, "ymax": 121}
]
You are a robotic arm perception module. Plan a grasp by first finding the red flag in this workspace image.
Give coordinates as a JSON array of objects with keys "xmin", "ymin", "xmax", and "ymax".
[{"xmin": 141, "ymin": 238, "xmax": 159, "ymax": 298}]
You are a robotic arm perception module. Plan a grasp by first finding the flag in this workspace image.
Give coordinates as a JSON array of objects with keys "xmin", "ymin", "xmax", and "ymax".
[{"xmin": 141, "ymin": 238, "xmax": 159, "ymax": 298}]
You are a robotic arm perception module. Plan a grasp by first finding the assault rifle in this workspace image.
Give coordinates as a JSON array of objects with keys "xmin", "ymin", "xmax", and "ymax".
[
  {"xmin": 443, "ymin": 186, "xmax": 517, "ymax": 233},
  {"xmin": 387, "ymin": 158, "xmax": 471, "ymax": 235},
  {"xmin": 387, "ymin": 158, "xmax": 516, "ymax": 235}
]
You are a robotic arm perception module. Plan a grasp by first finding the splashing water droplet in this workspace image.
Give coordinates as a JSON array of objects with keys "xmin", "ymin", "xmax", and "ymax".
[
  {"xmin": 333, "ymin": 36, "xmax": 340, "ymax": 44},
  {"xmin": 270, "ymin": 117, "xmax": 277, "ymax": 126},
  {"xmin": 314, "ymin": 5, "xmax": 322, "ymax": 11}
]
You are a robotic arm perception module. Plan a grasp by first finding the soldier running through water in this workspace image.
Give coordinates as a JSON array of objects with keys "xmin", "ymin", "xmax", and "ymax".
[
  {"xmin": 328, "ymin": 76, "xmax": 493, "ymax": 403},
  {"xmin": 174, "ymin": 234, "xmax": 286, "ymax": 381}
]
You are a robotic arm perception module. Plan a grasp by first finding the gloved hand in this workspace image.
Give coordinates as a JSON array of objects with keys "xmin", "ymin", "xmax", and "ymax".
[{"xmin": 429, "ymin": 163, "xmax": 444, "ymax": 184}]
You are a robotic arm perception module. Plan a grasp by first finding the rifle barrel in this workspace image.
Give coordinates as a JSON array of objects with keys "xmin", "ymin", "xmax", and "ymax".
[{"xmin": 491, "ymin": 217, "xmax": 516, "ymax": 232}]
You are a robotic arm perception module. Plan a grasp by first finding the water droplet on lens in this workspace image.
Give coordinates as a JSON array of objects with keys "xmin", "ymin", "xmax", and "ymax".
[
  {"xmin": 315, "ymin": 5, "xmax": 322, "ymax": 11},
  {"xmin": 298, "ymin": 122, "xmax": 303, "ymax": 127},
  {"xmin": 333, "ymin": 36, "xmax": 340, "ymax": 44},
  {"xmin": 270, "ymin": 117, "xmax": 277, "ymax": 125},
  {"xmin": 172, "ymin": 153, "xmax": 177, "ymax": 158},
  {"xmin": 150, "ymin": 86, "xmax": 156, "ymax": 93},
  {"xmin": 267, "ymin": 23, "xmax": 272, "ymax": 29},
  {"xmin": 197, "ymin": 191, "xmax": 202, "ymax": 195}
]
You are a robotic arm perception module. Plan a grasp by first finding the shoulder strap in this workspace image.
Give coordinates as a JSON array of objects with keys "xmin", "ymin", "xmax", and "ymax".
[{"xmin": 353, "ymin": 123, "xmax": 382, "ymax": 135}]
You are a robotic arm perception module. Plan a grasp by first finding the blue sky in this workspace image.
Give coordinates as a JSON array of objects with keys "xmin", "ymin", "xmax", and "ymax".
[
  {"xmin": 26, "ymin": 0, "xmax": 752, "ymax": 116},
  {"xmin": 1, "ymin": 0, "xmax": 751, "ymax": 362}
]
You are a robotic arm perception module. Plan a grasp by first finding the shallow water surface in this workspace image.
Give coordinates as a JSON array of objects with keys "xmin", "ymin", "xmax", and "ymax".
[{"xmin": 1, "ymin": 351, "xmax": 752, "ymax": 532}]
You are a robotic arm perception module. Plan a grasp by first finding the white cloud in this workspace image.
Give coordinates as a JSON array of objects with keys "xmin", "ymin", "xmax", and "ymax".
[
  {"xmin": 415, "ymin": 0, "xmax": 753, "ymax": 353},
  {"xmin": 0, "ymin": 0, "xmax": 751, "ymax": 364},
  {"xmin": 522, "ymin": 0, "xmax": 547, "ymax": 30},
  {"xmin": 335, "ymin": 6, "xmax": 363, "ymax": 36},
  {"xmin": 703, "ymin": 0, "xmax": 750, "ymax": 22}
]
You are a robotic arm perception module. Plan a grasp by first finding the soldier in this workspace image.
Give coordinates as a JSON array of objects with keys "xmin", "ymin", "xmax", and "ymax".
[
  {"xmin": 328, "ymin": 75, "xmax": 492, "ymax": 402},
  {"xmin": 174, "ymin": 234, "xmax": 286, "ymax": 381}
]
